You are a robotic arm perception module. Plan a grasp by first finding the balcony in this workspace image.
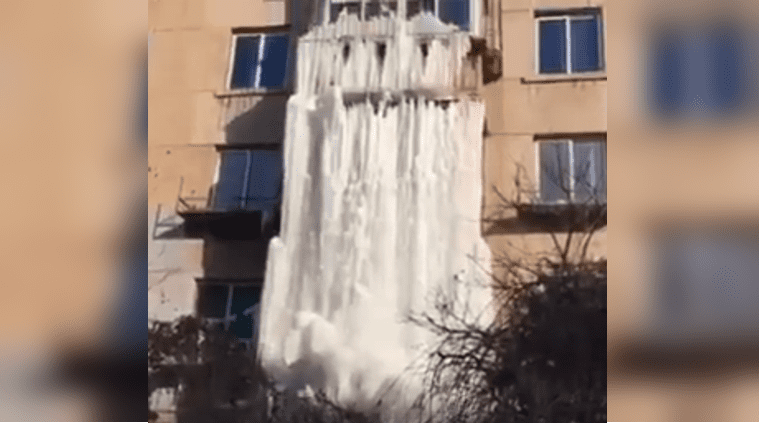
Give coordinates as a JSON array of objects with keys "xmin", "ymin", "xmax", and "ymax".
[
  {"xmin": 515, "ymin": 202, "xmax": 606, "ymax": 232},
  {"xmin": 175, "ymin": 176, "xmax": 281, "ymax": 240}
]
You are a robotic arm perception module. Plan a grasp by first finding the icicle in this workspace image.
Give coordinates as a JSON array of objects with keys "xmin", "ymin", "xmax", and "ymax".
[{"xmin": 258, "ymin": 7, "xmax": 493, "ymax": 421}]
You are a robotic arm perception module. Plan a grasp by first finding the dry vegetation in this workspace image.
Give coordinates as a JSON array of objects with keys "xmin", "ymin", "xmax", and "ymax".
[{"xmin": 149, "ymin": 172, "xmax": 607, "ymax": 422}]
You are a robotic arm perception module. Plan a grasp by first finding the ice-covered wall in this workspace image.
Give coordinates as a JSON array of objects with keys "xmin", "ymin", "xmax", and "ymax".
[
  {"xmin": 258, "ymin": 12, "xmax": 491, "ymax": 419},
  {"xmin": 296, "ymin": 12, "xmax": 474, "ymax": 95}
]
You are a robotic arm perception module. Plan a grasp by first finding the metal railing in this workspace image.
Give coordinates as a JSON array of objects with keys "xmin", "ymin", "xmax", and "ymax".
[{"xmin": 175, "ymin": 177, "xmax": 211, "ymax": 214}]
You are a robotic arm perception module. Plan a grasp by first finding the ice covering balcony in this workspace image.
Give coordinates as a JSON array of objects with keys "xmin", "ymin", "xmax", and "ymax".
[{"xmin": 295, "ymin": 0, "xmax": 482, "ymax": 98}]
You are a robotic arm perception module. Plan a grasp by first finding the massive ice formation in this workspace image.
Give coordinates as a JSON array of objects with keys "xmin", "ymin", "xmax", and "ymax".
[{"xmin": 258, "ymin": 11, "xmax": 492, "ymax": 419}]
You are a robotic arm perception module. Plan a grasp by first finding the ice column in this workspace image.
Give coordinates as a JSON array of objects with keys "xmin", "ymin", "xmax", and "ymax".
[{"xmin": 258, "ymin": 12, "xmax": 492, "ymax": 419}]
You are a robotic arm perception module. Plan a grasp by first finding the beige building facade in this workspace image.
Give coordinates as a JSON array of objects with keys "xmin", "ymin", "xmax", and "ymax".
[
  {"xmin": 148, "ymin": 0, "xmax": 609, "ymax": 337},
  {"xmin": 149, "ymin": 0, "xmax": 293, "ymax": 322},
  {"xmin": 480, "ymin": 0, "xmax": 607, "ymax": 291},
  {"xmin": 148, "ymin": 0, "xmax": 608, "ymax": 418},
  {"xmin": 150, "ymin": 0, "xmax": 759, "ymax": 420},
  {"xmin": 149, "ymin": 0, "xmax": 294, "ymax": 417}
]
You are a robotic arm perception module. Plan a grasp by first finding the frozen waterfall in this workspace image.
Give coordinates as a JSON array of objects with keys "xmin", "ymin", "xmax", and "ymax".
[{"xmin": 258, "ymin": 11, "xmax": 492, "ymax": 419}]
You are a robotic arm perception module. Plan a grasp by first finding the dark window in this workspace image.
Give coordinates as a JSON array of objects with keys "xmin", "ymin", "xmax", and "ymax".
[
  {"xmin": 539, "ymin": 139, "xmax": 606, "ymax": 204},
  {"xmin": 214, "ymin": 150, "xmax": 248, "ymax": 211},
  {"xmin": 214, "ymin": 150, "xmax": 283, "ymax": 213},
  {"xmin": 538, "ymin": 11, "xmax": 602, "ymax": 74},
  {"xmin": 651, "ymin": 31, "xmax": 686, "ymax": 115},
  {"xmin": 438, "ymin": 0, "xmax": 470, "ymax": 31},
  {"xmin": 649, "ymin": 25, "xmax": 750, "ymax": 118},
  {"xmin": 570, "ymin": 16, "xmax": 601, "ymax": 72},
  {"xmin": 655, "ymin": 231, "xmax": 759, "ymax": 338},
  {"xmin": 539, "ymin": 20, "xmax": 567, "ymax": 74},
  {"xmin": 197, "ymin": 284, "xmax": 263, "ymax": 346},
  {"xmin": 229, "ymin": 286, "xmax": 262, "ymax": 340},
  {"xmin": 198, "ymin": 285, "xmax": 229, "ymax": 319},
  {"xmin": 710, "ymin": 27, "xmax": 744, "ymax": 112},
  {"xmin": 230, "ymin": 34, "xmax": 290, "ymax": 89}
]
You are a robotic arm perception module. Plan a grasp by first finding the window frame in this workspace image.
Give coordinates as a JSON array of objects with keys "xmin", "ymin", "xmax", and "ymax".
[
  {"xmin": 535, "ymin": 137, "xmax": 606, "ymax": 205},
  {"xmin": 226, "ymin": 31, "xmax": 292, "ymax": 92},
  {"xmin": 535, "ymin": 10, "xmax": 604, "ymax": 76}
]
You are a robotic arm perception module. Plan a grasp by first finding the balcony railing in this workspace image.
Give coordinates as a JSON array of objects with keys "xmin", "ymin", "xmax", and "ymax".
[
  {"xmin": 174, "ymin": 177, "xmax": 281, "ymax": 239},
  {"xmin": 515, "ymin": 202, "xmax": 607, "ymax": 231}
]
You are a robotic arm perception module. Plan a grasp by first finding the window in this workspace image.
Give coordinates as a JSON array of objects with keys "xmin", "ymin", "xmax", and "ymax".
[
  {"xmin": 198, "ymin": 283, "xmax": 263, "ymax": 350},
  {"xmin": 650, "ymin": 25, "xmax": 749, "ymax": 117},
  {"xmin": 654, "ymin": 230, "xmax": 759, "ymax": 339},
  {"xmin": 538, "ymin": 138, "xmax": 606, "ymax": 204},
  {"xmin": 229, "ymin": 33, "xmax": 290, "ymax": 90},
  {"xmin": 214, "ymin": 149, "xmax": 283, "ymax": 222},
  {"xmin": 537, "ymin": 10, "xmax": 603, "ymax": 74},
  {"xmin": 328, "ymin": 0, "xmax": 470, "ymax": 30},
  {"xmin": 437, "ymin": 0, "xmax": 470, "ymax": 30},
  {"xmin": 650, "ymin": 30, "xmax": 686, "ymax": 115}
]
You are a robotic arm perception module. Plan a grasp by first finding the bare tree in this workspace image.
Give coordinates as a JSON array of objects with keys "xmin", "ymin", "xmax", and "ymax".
[
  {"xmin": 149, "ymin": 151, "xmax": 607, "ymax": 423},
  {"xmin": 410, "ymin": 155, "xmax": 607, "ymax": 423}
]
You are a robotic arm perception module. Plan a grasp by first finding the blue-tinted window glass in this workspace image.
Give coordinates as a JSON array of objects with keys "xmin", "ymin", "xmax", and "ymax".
[
  {"xmin": 572, "ymin": 141, "xmax": 606, "ymax": 203},
  {"xmin": 246, "ymin": 151, "xmax": 282, "ymax": 204},
  {"xmin": 215, "ymin": 151, "xmax": 249, "ymax": 211},
  {"xmin": 571, "ymin": 17, "xmax": 601, "ymax": 72},
  {"xmin": 229, "ymin": 286, "xmax": 261, "ymax": 340},
  {"xmin": 198, "ymin": 285, "xmax": 229, "ymax": 318},
  {"xmin": 259, "ymin": 35, "xmax": 290, "ymax": 88},
  {"xmin": 540, "ymin": 142, "xmax": 571, "ymax": 202},
  {"xmin": 651, "ymin": 32, "xmax": 686, "ymax": 116},
  {"xmin": 231, "ymin": 36, "xmax": 261, "ymax": 89},
  {"xmin": 686, "ymin": 34, "xmax": 712, "ymax": 114},
  {"xmin": 539, "ymin": 19, "xmax": 567, "ymax": 74},
  {"xmin": 439, "ymin": 0, "xmax": 469, "ymax": 31},
  {"xmin": 710, "ymin": 28, "xmax": 743, "ymax": 112}
]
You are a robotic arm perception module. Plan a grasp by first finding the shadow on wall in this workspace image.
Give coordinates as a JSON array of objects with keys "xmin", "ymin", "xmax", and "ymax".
[
  {"xmin": 165, "ymin": 237, "xmax": 270, "ymax": 422},
  {"xmin": 483, "ymin": 204, "xmax": 607, "ymax": 236},
  {"xmin": 226, "ymin": 96, "xmax": 289, "ymax": 146},
  {"xmin": 202, "ymin": 238, "xmax": 270, "ymax": 280}
]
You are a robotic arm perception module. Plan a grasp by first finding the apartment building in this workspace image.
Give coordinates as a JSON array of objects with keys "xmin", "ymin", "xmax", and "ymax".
[
  {"xmin": 480, "ymin": 0, "xmax": 607, "ymax": 293},
  {"xmin": 148, "ymin": 0, "xmax": 606, "ymax": 419}
]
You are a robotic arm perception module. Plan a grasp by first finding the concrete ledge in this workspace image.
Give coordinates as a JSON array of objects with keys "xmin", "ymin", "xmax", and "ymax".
[{"xmin": 520, "ymin": 75, "xmax": 607, "ymax": 84}]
